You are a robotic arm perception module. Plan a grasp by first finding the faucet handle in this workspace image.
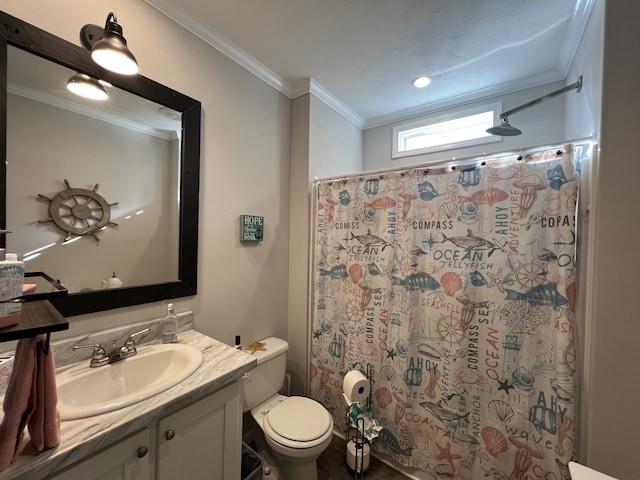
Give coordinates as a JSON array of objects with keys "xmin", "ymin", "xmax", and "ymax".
[
  {"xmin": 124, "ymin": 327, "xmax": 150, "ymax": 349},
  {"xmin": 120, "ymin": 328, "xmax": 150, "ymax": 359},
  {"xmin": 73, "ymin": 343, "xmax": 107, "ymax": 361}
]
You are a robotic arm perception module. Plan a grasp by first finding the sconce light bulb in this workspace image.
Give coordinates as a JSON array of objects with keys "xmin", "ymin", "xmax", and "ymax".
[
  {"xmin": 91, "ymin": 45, "xmax": 139, "ymax": 76},
  {"xmin": 66, "ymin": 73, "xmax": 109, "ymax": 101}
]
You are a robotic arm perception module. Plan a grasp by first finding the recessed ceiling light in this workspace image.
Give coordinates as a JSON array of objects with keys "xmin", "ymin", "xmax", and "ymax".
[{"xmin": 412, "ymin": 75, "xmax": 432, "ymax": 88}]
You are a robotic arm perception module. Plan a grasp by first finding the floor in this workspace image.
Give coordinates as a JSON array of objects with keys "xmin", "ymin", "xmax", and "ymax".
[
  {"xmin": 250, "ymin": 434, "xmax": 405, "ymax": 480},
  {"xmin": 316, "ymin": 435, "xmax": 407, "ymax": 480}
]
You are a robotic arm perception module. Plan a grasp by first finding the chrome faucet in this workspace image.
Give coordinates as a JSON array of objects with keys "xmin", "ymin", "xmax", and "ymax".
[
  {"xmin": 74, "ymin": 327, "xmax": 150, "ymax": 368},
  {"xmin": 120, "ymin": 328, "xmax": 150, "ymax": 359}
]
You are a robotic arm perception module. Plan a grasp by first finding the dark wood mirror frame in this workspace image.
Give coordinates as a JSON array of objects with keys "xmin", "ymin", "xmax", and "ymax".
[{"xmin": 0, "ymin": 11, "xmax": 201, "ymax": 317}]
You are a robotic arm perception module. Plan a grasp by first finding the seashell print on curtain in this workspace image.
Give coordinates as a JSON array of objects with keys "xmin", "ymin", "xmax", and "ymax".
[{"xmin": 310, "ymin": 145, "xmax": 579, "ymax": 479}]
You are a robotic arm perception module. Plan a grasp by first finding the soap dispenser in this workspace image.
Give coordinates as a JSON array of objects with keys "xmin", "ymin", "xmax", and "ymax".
[{"xmin": 161, "ymin": 303, "xmax": 178, "ymax": 344}]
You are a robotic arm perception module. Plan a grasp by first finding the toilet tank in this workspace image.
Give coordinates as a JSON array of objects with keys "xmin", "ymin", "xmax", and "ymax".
[{"xmin": 242, "ymin": 337, "xmax": 289, "ymax": 411}]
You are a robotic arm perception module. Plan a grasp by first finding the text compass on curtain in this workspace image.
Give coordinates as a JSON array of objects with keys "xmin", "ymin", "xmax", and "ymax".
[{"xmin": 80, "ymin": 12, "xmax": 139, "ymax": 76}]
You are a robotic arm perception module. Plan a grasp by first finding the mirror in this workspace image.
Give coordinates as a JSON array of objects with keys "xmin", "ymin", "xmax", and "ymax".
[{"xmin": 0, "ymin": 11, "xmax": 201, "ymax": 317}]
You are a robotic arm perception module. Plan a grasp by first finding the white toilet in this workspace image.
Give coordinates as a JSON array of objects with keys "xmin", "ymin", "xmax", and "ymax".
[{"xmin": 243, "ymin": 337, "xmax": 334, "ymax": 480}]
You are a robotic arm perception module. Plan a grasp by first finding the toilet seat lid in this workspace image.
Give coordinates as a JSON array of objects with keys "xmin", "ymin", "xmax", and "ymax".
[{"xmin": 265, "ymin": 397, "xmax": 332, "ymax": 442}]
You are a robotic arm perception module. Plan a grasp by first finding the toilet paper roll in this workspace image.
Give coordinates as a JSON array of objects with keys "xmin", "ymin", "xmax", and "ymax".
[
  {"xmin": 346, "ymin": 440, "xmax": 370, "ymax": 473},
  {"xmin": 343, "ymin": 370, "xmax": 370, "ymax": 404}
]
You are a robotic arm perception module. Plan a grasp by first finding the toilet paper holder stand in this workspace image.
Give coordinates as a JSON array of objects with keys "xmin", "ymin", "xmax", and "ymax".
[
  {"xmin": 346, "ymin": 417, "xmax": 369, "ymax": 478},
  {"xmin": 344, "ymin": 363, "xmax": 373, "ymax": 478}
]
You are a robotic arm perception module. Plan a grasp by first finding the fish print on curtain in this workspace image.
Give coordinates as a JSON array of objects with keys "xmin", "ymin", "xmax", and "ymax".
[{"xmin": 310, "ymin": 146, "xmax": 578, "ymax": 479}]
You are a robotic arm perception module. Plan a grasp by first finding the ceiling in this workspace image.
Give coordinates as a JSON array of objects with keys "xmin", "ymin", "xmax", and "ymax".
[{"xmin": 144, "ymin": 0, "xmax": 593, "ymax": 129}]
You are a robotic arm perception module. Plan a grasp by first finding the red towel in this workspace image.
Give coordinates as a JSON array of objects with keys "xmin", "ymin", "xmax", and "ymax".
[
  {"xmin": 28, "ymin": 336, "xmax": 61, "ymax": 451},
  {"xmin": 0, "ymin": 335, "xmax": 60, "ymax": 471},
  {"xmin": 0, "ymin": 337, "xmax": 37, "ymax": 470}
]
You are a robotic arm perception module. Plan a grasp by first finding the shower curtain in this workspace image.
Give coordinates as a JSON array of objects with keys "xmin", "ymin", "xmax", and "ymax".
[{"xmin": 309, "ymin": 145, "xmax": 579, "ymax": 479}]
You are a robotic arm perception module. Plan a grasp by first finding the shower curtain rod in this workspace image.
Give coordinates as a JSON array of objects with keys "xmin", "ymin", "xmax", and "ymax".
[{"xmin": 313, "ymin": 135, "xmax": 595, "ymax": 185}]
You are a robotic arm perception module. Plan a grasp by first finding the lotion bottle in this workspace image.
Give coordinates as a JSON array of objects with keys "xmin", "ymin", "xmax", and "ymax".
[
  {"xmin": 161, "ymin": 303, "xmax": 178, "ymax": 344},
  {"xmin": 0, "ymin": 249, "xmax": 24, "ymax": 301}
]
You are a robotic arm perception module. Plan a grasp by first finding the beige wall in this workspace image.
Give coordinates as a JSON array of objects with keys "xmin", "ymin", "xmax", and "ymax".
[
  {"xmin": 563, "ymin": 0, "xmax": 604, "ymax": 472},
  {"xmin": 583, "ymin": 2, "xmax": 640, "ymax": 479},
  {"xmin": 287, "ymin": 95, "xmax": 312, "ymax": 395},
  {"xmin": 308, "ymin": 95, "xmax": 363, "ymax": 179},
  {"xmin": 288, "ymin": 94, "xmax": 362, "ymax": 395},
  {"xmin": 2, "ymin": 1, "xmax": 291, "ymax": 350},
  {"xmin": 6, "ymin": 1, "xmax": 639, "ymax": 478},
  {"xmin": 363, "ymin": 82, "xmax": 567, "ymax": 171}
]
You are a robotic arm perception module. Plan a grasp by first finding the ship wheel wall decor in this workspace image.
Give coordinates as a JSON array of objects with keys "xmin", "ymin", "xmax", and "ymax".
[{"xmin": 38, "ymin": 179, "xmax": 119, "ymax": 242}]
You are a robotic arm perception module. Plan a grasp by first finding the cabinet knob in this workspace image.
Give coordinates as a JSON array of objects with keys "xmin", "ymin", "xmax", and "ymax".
[
  {"xmin": 137, "ymin": 445, "xmax": 148, "ymax": 458},
  {"xmin": 165, "ymin": 429, "xmax": 176, "ymax": 441}
]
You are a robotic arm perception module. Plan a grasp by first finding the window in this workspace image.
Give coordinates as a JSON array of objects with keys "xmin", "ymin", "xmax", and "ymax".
[{"xmin": 392, "ymin": 103, "xmax": 501, "ymax": 159}]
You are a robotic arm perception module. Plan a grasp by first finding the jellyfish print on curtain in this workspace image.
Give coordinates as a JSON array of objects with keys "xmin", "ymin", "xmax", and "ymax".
[{"xmin": 309, "ymin": 145, "xmax": 579, "ymax": 479}]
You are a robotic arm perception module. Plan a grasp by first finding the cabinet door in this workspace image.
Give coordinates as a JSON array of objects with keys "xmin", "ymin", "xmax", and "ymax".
[
  {"xmin": 157, "ymin": 381, "xmax": 242, "ymax": 480},
  {"xmin": 50, "ymin": 429, "xmax": 151, "ymax": 480}
]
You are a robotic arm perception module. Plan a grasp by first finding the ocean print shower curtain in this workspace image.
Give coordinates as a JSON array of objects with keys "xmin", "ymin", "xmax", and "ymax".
[{"xmin": 309, "ymin": 145, "xmax": 579, "ymax": 479}]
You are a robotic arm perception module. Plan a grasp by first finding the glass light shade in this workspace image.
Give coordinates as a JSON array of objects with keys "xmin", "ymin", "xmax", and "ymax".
[
  {"xmin": 91, "ymin": 32, "xmax": 139, "ymax": 75},
  {"xmin": 66, "ymin": 73, "xmax": 109, "ymax": 101}
]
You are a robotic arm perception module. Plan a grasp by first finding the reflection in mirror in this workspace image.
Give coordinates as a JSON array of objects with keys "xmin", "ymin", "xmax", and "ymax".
[
  {"xmin": 1, "ymin": 11, "xmax": 201, "ymax": 317},
  {"xmin": 22, "ymin": 272, "xmax": 67, "ymax": 302},
  {"xmin": 7, "ymin": 46, "xmax": 181, "ymax": 294}
]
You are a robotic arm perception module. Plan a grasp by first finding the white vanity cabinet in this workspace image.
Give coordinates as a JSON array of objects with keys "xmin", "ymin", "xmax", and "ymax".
[
  {"xmin": 156, "ymin": 380, "xmax": 242, "ymax": 480},
  {"xmin": 48, "ymin": 381, "xmax": 242, "ymax": 480},
  {"xmin": 48, "ymin": 429, "xmax": 151, "ymax": 480}
]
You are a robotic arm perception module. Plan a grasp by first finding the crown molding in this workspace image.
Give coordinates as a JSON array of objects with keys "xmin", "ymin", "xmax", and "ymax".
[
  {"xmin": 9, "ymin": 83, "xmax": 178, "ymax": 141},
  {"xmin": 145, "ymin": 0, "xmax": 289, "ymax": 95},
  {"xmin": 144, "ymin": 0, "xmax": 365, "ymax": 128},
  {"xmin": 558, "ymin": 0, "xmax": 596, "ymax": 77},
  {"xmin": 145, "ymin": 0, "xmax": 592, "ymax": 132},
  {"xmin": 290, "ymin": 79, "xmax": 365, "ymax": 128},
  {"xmin": 308, "ymin": 80, "xmax": 365, "ymax": 128},
  {"xmin": 363, "ymin": 70, "xmax": 565, "ymax": 130}
]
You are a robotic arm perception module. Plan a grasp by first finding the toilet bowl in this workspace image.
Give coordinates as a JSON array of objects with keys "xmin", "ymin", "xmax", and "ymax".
[
  {"xmin": 243, "ymin": 337, "xmax": 334, "ymax": 480},
  {"xmin": 251, "ymin": 394, "xmax": 333, "ymax": 479}
]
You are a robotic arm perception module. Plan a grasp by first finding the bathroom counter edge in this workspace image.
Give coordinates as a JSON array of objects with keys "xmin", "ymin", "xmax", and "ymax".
[{"xmin": 1, "ymin": 329, "xmax": 257, "ymax": 480}]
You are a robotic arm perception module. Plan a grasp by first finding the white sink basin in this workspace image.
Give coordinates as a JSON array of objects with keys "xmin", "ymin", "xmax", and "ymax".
[{"xmin": 57, "ymin": 343, "xmax": 204, "ymax": 420}]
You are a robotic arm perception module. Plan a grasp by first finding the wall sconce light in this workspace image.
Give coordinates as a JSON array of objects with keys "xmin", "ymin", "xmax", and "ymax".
[
  {"xmin": 80, "ymin": 12, "xmax": 139, "ymax": 75},
  {"xmin": 66, "ymin": 73, "xmax": 109, "ymax": 100}
]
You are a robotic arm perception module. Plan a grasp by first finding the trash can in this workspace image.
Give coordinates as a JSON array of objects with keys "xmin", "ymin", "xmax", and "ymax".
[{"xmin": 241, "ymin": 442, "xmax": 263, "ymax": 480}]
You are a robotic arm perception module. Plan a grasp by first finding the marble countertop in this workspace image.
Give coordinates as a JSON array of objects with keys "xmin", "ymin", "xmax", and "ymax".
[{"xmin": 0, "ymin": 325, "xmax": 257, "ymax": 480}]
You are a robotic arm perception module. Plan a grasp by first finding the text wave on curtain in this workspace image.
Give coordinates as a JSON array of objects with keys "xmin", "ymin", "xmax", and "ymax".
[{"xmin": 310, "ymin": 146, "xmax": 578, "ymax": 479}]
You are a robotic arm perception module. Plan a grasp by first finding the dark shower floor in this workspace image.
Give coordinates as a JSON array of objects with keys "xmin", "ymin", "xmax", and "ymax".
[
  {"xmin": 317, "ymin": 435, "xmax": 407, "ymax": 480},
  {"xmin": 249, "ymin": 434, "xmax": 407, "ymax": 479}
]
